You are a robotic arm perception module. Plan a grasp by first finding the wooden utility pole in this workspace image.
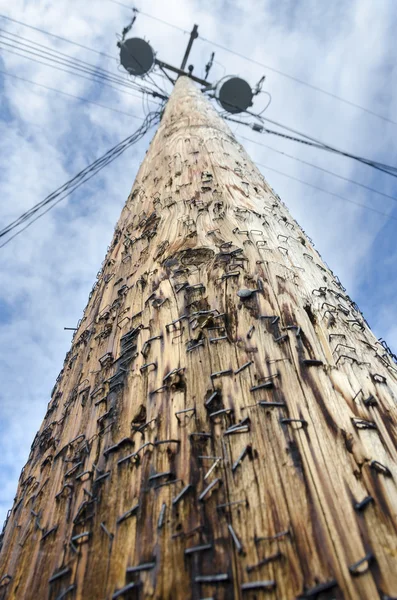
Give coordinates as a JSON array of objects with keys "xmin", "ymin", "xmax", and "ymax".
[{"xmin": 1, "ymin": 76, "xmax": 397, "ymax": 600}]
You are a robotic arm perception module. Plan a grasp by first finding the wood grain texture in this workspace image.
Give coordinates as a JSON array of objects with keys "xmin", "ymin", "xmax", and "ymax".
[{"xmin": 1, "ymin": 76, "xmax": 397, "ymax": 600}]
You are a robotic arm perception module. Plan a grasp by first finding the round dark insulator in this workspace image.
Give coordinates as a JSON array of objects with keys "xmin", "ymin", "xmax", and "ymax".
[
  {"xmin": 218, "ymin": 77, "xmax": 253, "ymax": 114},
  {"xmin": 120, "ymin": 38, "xmax": 155, "ymax": 76}
]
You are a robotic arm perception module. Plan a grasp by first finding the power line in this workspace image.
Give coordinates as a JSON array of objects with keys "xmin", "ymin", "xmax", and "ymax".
[
  {"xmin": 106, "ymin": 0, "xmax": 188, "ymax": 33},
  {"xmin": 0, "ymin": 68, "xmax": 144, "ymax": 119},
  {"xmin": 0, "ymin": 45, "xmax": 165, "ymax": 104},
  {"xmin": 0, "ymin": 13, "xmax": 117, "ymax": 61},
  {"xmin": 2, "ymin": 10, "xmax": 393, "ymax": 235},
  {"xmin": 0, "ymin": 28, "xmax": 138, "ymax": 88},
  {"xmin": 258, "ymin": 115, "xmax": 397, "ymax": 177},
  {"xmin": 4, "ymin": 6, "xmax": 395, "ymax": 127},
  {"xmin": 0, "ymin": 33, "xmax": 159, "ymax": 97},
  {"xmin": 255, "ymin": 161, "xmax": 397, "ymax": 222},
  {"xmin": 0, "ymin": 14, "xmax": 167, "ymax": 95},
  {"xmin": 239, "ymin": 135, "xmax": 397, "ymax": 205},
  {"xmin": 106, "ymin": 0, "xmax": 136, "ymax": 8},
  {"xmin": 112, "ymin": 3, "xmax": 397, "ymax": 127},
  {"xmin": 226, "ymin": 114, "xmax": 397, "ymax": 180},
  {"xmin": 0, "ymin": 111, "xmax": 161, "ymax": 248},
  {"xmin": 1, "ymin": 112, "xmax": 159, "ymax": 237},
  {"xmin": 199, "ymin": 38, "xmax": 397, "ymax": 127},
  {"xmin": 254, "ymin": 114, "xmax": 397, "ymax": 174},
  {"xmin": 0, "ymin": 25, "xmax": 171, "ymax": 105},
  {"xmin": 134, "ymin": 7, "xmax": 188, "ymax": 34}
]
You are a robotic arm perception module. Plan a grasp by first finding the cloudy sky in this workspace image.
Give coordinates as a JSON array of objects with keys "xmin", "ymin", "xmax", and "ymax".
[{"xmin": 0, "ymin": 0, "xmax": 396, "ymax": 523}]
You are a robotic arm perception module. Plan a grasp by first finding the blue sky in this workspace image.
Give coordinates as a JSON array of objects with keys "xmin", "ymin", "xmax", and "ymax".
[{"xmin": 0, "ymin": 0, "xmax": 396, "ymax": 523}]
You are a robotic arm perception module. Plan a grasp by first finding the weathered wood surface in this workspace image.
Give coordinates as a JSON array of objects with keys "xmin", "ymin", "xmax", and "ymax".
[{"xmin": 1, "ymin": 76, "xmax": 397, "ymax": 600}]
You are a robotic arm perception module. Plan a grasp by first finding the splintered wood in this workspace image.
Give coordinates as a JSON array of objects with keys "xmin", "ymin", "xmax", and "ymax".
[{"xmin": 1, "ymin": 76, "xmax": 397, "ymax": 600}]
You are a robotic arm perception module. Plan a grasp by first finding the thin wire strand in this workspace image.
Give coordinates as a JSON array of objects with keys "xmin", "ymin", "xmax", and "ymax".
[
  {"xmin": 2, "ymin": 9, "xmax": 394, "ymax": 235},
  {"xmin": 106, "ymin": 0, "xmax": 188, "ymax": 33},
  {"xmin": 0, "ymin": 36, "xmax": 156, "ymax": 96},
  {"xmin": 0, "ymin": 68, "xmax": 144, "ymax": 119},
  {"xmin": 199, "ymin": 37, "xmax": 397, "ymax": 127},
  {"xmin": 0, "ymin": 45, "xmax": 164, "ymax": 103},
  {"xmin": 250, "ymin": 113, "xmax": 397, "ymax": 174},
  {"xmin": 225, "ymin": 114, "xmax": 397, "ymax": 180},
  {"xmin": 0, "ymin": 20, "xmax": 169, "ymax": 101},
  {"xmin": 0, "ymin": 13, "xmax": 117, "ymax": 61},
  {"xmin": 0, "ymin": 114, "xmax": 158, "ymax": 232},
  {"xmin": 239, "ymin": 134, "xmax": 397, "ymax": 204},
  {"xmin": 4, "ymin": 7, "xmax": 396, "ymax": 126},
  {"xmin": 109, "ymin": 2, "xmax": 397, "ymax": 126},
  {"xmin": 0, "ymin": 9, "xmax": 174, "ymax": 98},
  {"xmin": 0, "ymin": 112, "xmax": 161, "ymax": 247},
  {"xmin": 0, "ymin": 29, "xmax": 141, "ymax": 89},
  {"xmin": 255, "ymin": 161, "xmax": 397, "ymax": 222}
]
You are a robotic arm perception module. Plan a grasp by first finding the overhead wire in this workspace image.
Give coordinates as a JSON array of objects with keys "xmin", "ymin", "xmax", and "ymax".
[
  {"xmin": 238, "ymin": 134, "xmax": 397, "ymax": 204},
  {"xmin": 256, "ymin": 91, "xmax": 272, "ymax": 115},
  {"xmin": 198, "ymin": 37, "xmax": 397, "ymax": 127},
  {"xmin": 215, "ymin": 100, "xmax": 397, "ymax": 220},
  {"xmin": 254, "ymin": 161, "xmax": 397, "ymax": 222},
  {"xmin": 3, "ymin": 7, "xmax": 395, "ymax": 127},
  {"xmin": 224, "ymin": 114, "xmax": 397, "ymax": 180},
  {"xmin": 0, "ymin": 111, "xmax": 161, "ymax": 248},
  {"xmin": 0, "ymin": 68, "xmax": 145, "ymax": 119},
  {"xmin": 0, "ymin": 20, "xmax": 171, "ymax": 111},
  {"xmin": 138, "ymin": 66, "xmax": 169, "ymax": 99},
  {"xmin": 0, "ymin": 15, "xmax": 168, "ymax": 249},
  {"xmin": 108, "ymin": 3, "xmax": 397, "ymax": 127},
  {"xmin": 0, "ymin": 12, "xmax": 171, "ymax": 99},
  {"xmin": 0, "ymin": 13, "xmax": 117, "ymax": 61},
  {"xmin": 0, "ymin": 30, "xmax": 164, "ymax": 98},
  {"xmin": 0, "ymin": 28, "xmax": 142, "ymax": 89},
  {"xmin": 1, "ymin": 7, "xmax": 394, "ymax": 239},
  {"xmin": 252, "ymin": 113, "xmax": 397, "ymax": 174},
  {"xmin": 0, "ymin": 44, "xmax": 165, "ymax": 104},
  {"xmin": 106, "ymin": 0, "xmax": 188, "ymax": 33}
]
